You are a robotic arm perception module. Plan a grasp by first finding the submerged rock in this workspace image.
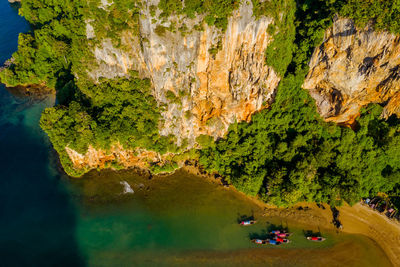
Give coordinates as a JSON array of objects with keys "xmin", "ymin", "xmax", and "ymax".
[{"xmin": 120, "ymin": 181, "xmax": 134, "ymax": 194}]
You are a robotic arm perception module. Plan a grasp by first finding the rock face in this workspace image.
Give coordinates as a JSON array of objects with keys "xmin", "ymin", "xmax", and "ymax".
[
  {"xmin": 66, "ymin": 144, "xmax": 160, "ymax": 171},
  {"xmin": 88, "ymin": 0, "xmax": 279, "ymax": 146},
  {"xmin": 304, "ymin": 17, "xmax": 400, "ymax": 125}
]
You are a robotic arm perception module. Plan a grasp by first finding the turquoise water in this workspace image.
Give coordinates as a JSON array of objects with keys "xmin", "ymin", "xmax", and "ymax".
[
  {"xmin": 0, "ymin": 2, "xmax": 392, "ymax": 267},
  {"xmin": 0, "ymin": 2, "xmax": 84, "ymax": 265}
]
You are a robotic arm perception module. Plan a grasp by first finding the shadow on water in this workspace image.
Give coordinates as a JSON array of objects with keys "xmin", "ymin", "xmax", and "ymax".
[
  {"xmin": 236, "ymin": 212, "xmax": 255, "ymax": 223},
  {"xmin": 303, "ymin": 229, "xmax": 322, "ymax": 237},
  {"xmin": 249, "ymin": 229, "xmax": 270, "ymax": 240},
  {"xmin": 0, "ymin": 88, "xmax": 86, "ymax": 266},
  {"xmin": 249, "ymin": 223, "xmax": 290, "ymax": 240}
]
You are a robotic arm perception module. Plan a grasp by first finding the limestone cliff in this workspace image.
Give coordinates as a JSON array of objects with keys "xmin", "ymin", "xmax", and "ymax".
[
  {"xmin": 65, "ymin": 144, "xmax": 159, "ymax": 171},
  {"xmin": 87, "ymin": 0, "xmax": 279, "ymax": 146},
  {"xmin": 64, "ymin": 0, "xmax": 281, "ymax": 173},
  {"xmin": 304, "ymin": 17, "xmax": 400, "ymax": 125}
]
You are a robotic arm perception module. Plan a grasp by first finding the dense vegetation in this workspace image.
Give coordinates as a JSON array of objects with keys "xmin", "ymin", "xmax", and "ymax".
[
  {"xmin": 340, "ymin": 0, "xmax": 400, "ymax": 34},
  {"xmin": 1, "ymin": 0, "xmax": 182, "ymax": 176},
  {"xmin": 199, "ymin": 0, "xmax": 400, "ymax": 206},
  {"xmin": 157, "ymin": 0, "xmax": 241, "ymax": 31},
  {"xmin": 40, "ymin": 74, "xmax": 182, "ymax": 176},
  {"xmin": 2, "ymin": 0, "xmax": 400, "ymax": 205},
  {"xmin": 0, "ymin": 0, "xmax": 87, "ymax": 88}
]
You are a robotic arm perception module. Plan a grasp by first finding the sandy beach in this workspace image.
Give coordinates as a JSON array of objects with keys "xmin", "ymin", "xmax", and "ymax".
[
  {"xmin": 338, "ymin": 203, "xmax": 400, "ymax": 266},
  {"xmin": 167, "ymin": 166, "xmax": 400, "ymax": 266},
  {"xmin": 76, "ymin": 167, "xmax": 399, "ymax": 266},
  {"xmin": 254, "ymin": 200, "xmax": 400, "ymax": 266}
]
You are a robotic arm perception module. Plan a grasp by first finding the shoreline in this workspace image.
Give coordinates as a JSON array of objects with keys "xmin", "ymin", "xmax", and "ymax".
[
  {"xmin": 177, "ymin": 166, "xmax": 400, "ymax": 266},
  {"xmin": 76, "ymin": 162, "xmax": 399, "ymax": 265},
  {"xmin": 76, "ymin": 166, "xmax": 395, "ymax": 266},
  {"xmin": 338, "ymin": 203, "xmax": 400, "ymax": 266}
]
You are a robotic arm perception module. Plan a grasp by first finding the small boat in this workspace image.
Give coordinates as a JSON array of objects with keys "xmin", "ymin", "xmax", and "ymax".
[
  {"xmin": 276, "ymin": 232, "xmax": 293, "ymax": 238},
  {"xmin": 307, "ymin": 236, "xmax": 326, "ymax": 242},
  {"xmin": 275, "ymin": 237, "xmax": 290, "ymax": 244},
  {"xmin": 252, "ymin": 239, "xmax": 281, "ymax": 245},
  {"xmin": 240, "ymin": 220, "xmax": 256, "ymax": 226},
  {"xmin": 267, "ymin": 239, "xmax": 280, "ymax": 245},
  {"xmin": 251, "ymin": 239, "xmax": 268, "ymax": 245}
]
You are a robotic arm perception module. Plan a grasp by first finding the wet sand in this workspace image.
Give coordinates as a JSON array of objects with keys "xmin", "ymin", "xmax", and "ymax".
[
  {"xmin": 273, "ymin": 202, "xmax": 400, "ymax": 266},
  {"xmin": 338, "ymin": 204, "xmax": 400, "ymax": 266},
  {"xmin": 182, "ymin": 166, "xmax": 399, "ymax": 266},
  {"xmin": 241, "ymin": 198, "xmax": 400, "ymax": 266}
]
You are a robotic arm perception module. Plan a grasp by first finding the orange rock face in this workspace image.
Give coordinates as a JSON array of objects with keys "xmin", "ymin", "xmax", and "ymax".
[
  {"xmin": 70, "ymin": 1, "xmax": 281, "ymax": 173},
  {"xmin": 88, "ymin": 1, "xmax": 280, "ymax": 146},
  {"xmin": 303, "ymin": 17, "xmax": 400, "ymax": 125},
  {"xmin": 65, "ymin": 145, "xmax": 159, "ymax": 171},
  {"xmin": 193, "ymin": 12, "xmax": 279, "ymax": 138}
]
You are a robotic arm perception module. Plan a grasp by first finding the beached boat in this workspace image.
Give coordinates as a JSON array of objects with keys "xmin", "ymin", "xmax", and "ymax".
[
  {"xmin": 275, "ymin": 232, "xmax": 293, "ymax": 238},
  {"xmin": 240, "ymin": 220, "xmax": 256, "ymax": 226},
  {"xmin": 274, "ymin": 237, "xmax": 290, "ymax": 244},
  {"xmin": 251, "ymin": 239, "xmax": 268, "ymax": 245},
  {"xmin": 251, "ymin": 239, "xmax": 281, "ymax": 245}
]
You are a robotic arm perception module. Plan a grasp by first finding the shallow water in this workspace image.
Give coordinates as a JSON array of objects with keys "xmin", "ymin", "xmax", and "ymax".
[
  {"xmin": 70, "ymin": 169, "xmax": 391, "ymax": 266},
  {"xmin": 0, "ymin": 2, "xmax": 393, "ymax": 266}
]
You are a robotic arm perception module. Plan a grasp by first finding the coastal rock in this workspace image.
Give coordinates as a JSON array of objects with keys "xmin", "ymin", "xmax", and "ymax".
[
  {"xmin": 65, "ymin": 144, "xmax": 161, "ymax": 170},
  {"xmin": 303, "ymin": 17, "xmax": 400, "ymax": 125},
  {"xmin": 88, "ymin": 0, "xmax": 279, "ymax": 146}
]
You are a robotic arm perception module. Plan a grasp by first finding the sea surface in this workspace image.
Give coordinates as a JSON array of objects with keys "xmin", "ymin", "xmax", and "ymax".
[{"xmin": 0, "ymin": 2, "xmax": 392, "ymax": 266}]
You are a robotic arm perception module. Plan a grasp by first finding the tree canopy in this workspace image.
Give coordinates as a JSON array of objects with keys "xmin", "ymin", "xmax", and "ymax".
[{"xmin": 3, "ymin": 0, "xmax": 400, "ymax": 205}]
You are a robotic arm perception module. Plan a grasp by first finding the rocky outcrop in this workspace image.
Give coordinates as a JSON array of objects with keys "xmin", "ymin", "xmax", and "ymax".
[
  {"xmin": 304, "ymin": 17, "xmax": 400, "ymax": 125},
  {"xmin": 66, "ymin": 144, "xmax": 160, "ymax": 170},
  {"xmin": 88, "ymin": 0, "xmax": 279, "ymax": 146}
]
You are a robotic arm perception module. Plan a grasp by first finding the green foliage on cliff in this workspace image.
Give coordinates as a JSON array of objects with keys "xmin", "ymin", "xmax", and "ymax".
[
  {"xmin": 87, "ymin": 0, "xmax": 142, "ymax": 41},
  {"xmin": 290, "ymin": 0, "xmax": 343, "ymax": 72},
  {"xmin": 0, "ymin": 0, "xmax": 88, "ymax": 87},
  {"xmin": 252, "ymin": 0, "xmax": 296, "ymax": 76},
  {"xmin": 4, "ymin": 0, "xmax": 400, "ymax": 205},
  {"xmin": 199, "ymin": 0, "xmax": 400, "ymax": 206},
  {"xmin": 200, "ymin": 72, "xmax": 400, "ymax": 206},
  {"xmin": 340, "ymin": 0, "xmax": 400, "ymax": 34},
  {"xmin": 40, "ymin": 74, "xmax": 180, "ymax": 177},
  {"xmin": 0, "ymin": 0, "xmax": 144, "ymax": 88},
  {"xmin": 158, "ymin": 0, "xmax": 241, "ymax": 31}
]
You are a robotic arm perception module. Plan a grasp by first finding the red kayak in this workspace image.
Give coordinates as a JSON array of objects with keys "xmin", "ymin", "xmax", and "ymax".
[
  {"xmin": 275, "ymin": 237, "xmax": 290, "ymax": 243},
  {"xmin": 307, "ymin": 236, "xmax": 326, "ymax": 242}
]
